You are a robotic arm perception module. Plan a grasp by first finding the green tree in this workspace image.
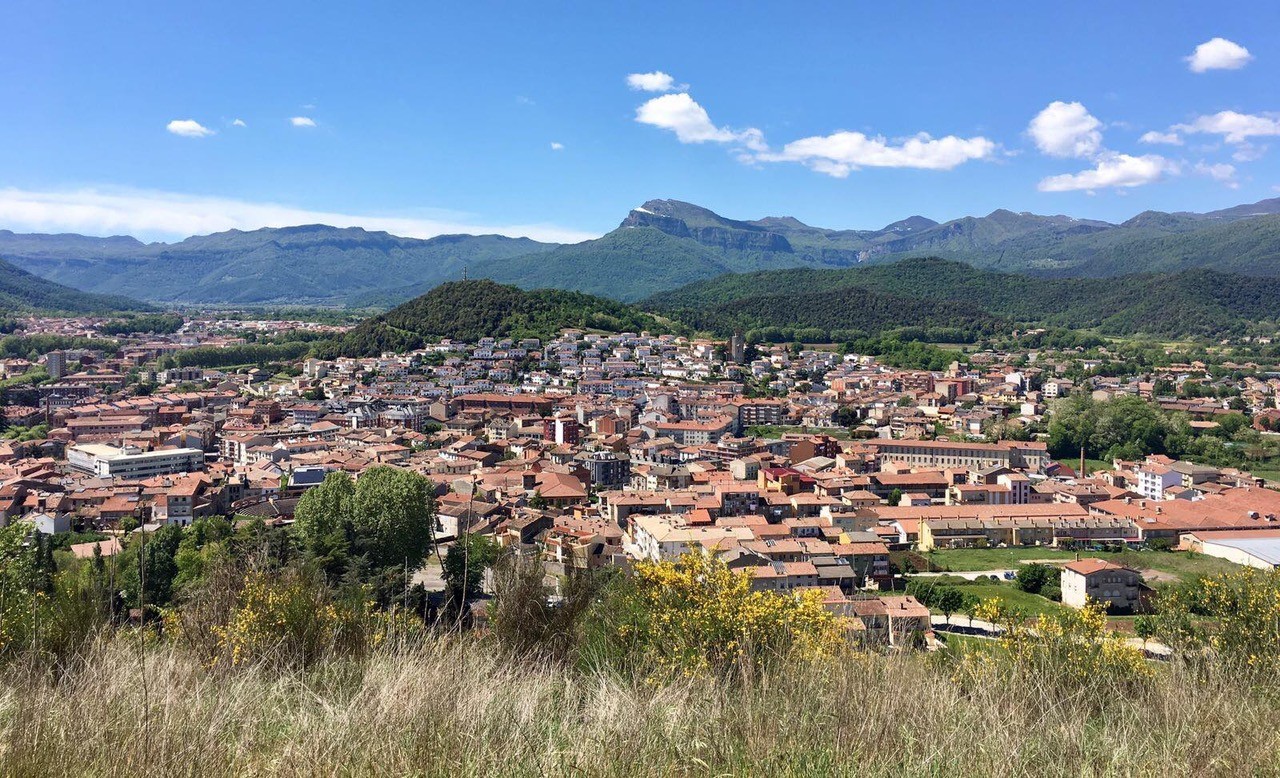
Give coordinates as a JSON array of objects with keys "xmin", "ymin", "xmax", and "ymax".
[
  {"xmin": 292, "ymin": 468, "xmax": 436, "ymax": 597},
  {"xmin": 348, "ymin": 467, "xmax": 436, "ymax": 571},
  {"xmin": 122, "ymin": 524, "xmax": 183, "ymax": 612},
  {"xmin": 1134, "ymin": 614, "xmax": 1158, "ymax": 650},
  {"xmin": 173, "ymin": 517, "xmax": 233, "ymax": 594},
  {"xmin": 1014, "ymin": 563, "xmax": 1059, "ymax": 595},
  {"xmin": 528, "ymin": 490, "xmax": 548, "ymax": 510},
  {"xmin": 936, "ymin": 587, "xmax": 965, "ymax": 624},
  {"xmin": 443, "ymin": 534, "xmax": 500, "ymax": 612}
]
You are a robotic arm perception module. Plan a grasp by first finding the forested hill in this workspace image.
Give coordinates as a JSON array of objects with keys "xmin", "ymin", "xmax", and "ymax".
[
  {"xmin": 0, "ymin": 257, "xmax": 150, "ymax": 314},
  {"xmin": 645, "ymin": 257, "xmax": 1280, "ymax": 340},
  {"xmin": 323, "ymin": 258, "xmax": 1280, "ymax": 357},
  {"xmin": 320, "ymin": 280, "xmax": 671, "ymax": 357}
]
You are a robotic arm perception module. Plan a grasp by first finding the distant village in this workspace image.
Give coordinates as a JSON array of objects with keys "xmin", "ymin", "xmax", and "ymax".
[{"xmin": 5, "ymin": 313, "xmax": 1280, "ymax": 644}]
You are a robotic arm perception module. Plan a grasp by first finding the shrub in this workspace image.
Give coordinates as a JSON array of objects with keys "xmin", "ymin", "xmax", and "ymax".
[
  {"xmin": 599, "ymin": 553, "xmax": 846, "ymax": 678},
  {"xmin": 168, "ymin": 564, "xmax": 420, "ymax": 669},
  {"xmin": 1155, "ymin": 568, "xmax": 1280, "ymax": 667},
  {"xmin": 487, "ymin": 551, "xmax": 606, "ymax": 662},
  {"xmin": 1014, "ymin": 563, "xmax": 1060, "ymax": 595},
  {"xmin": 957, "ymin": 599, "xmax": 1151, "ymax": 695}
]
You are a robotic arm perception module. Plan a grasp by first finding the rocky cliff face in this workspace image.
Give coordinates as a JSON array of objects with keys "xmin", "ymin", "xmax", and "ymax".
[{"xmin": 621, "ymin": 204, "xmax": 794, "ymax": 253}]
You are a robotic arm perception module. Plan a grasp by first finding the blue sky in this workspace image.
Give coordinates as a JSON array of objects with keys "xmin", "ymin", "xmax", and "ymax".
[{"xmin": 1, "ymin": 1, "xmax": 1278, "ymax": 243}]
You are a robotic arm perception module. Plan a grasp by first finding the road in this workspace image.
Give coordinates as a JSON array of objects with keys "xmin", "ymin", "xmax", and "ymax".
[{"xmin": 913, "ymin": 569, "xmax": 1017, "ymax": 581}]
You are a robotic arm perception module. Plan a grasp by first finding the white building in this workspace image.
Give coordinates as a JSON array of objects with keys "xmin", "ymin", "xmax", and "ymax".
[
  {"xmin": 68, "ymin": 443, "xmax": 205, "ymax": 479},
  {"xmin": 24, "ymin": 511, "xmax": 71, "ymax": 535},
  {"xmin": 1135, "ymin": 463, "xmax": 1180, "ymax": 501},
  {"xmin": 1182, "ymin": 529, "xmax": 1280, "ymax": 569},
  {"xmin": 623, "ymin": 514, "xmax": 752, "ymax": 562}
]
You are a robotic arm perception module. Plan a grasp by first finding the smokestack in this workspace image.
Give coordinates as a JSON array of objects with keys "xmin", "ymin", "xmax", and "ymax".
[{"xmin": 1080, "ymin": 445, "xmax": 1086, "ymax": 479}]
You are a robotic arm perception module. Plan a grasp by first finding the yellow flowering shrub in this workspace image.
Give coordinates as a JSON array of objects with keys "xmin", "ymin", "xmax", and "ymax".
[
  {"xmin": 952, "ymin": 598, "xmax": 1150, "ymax": 691},
  {"xmin": 200, "ymin": 570, "xmax": 421, "ymax": 668},
  {"xmin": 613, "ymin": 553, "xmax": 845, "ymax": 677},
  {"xmin": 1158, "ymin": 568, "xmax": 1280, "ymax": 666},
  {"xmin": 1003, "ymin": 600, "xmax": 1151, "ymax": 682}
]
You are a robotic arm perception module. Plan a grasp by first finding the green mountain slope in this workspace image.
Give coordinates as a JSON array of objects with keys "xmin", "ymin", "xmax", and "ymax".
[
  {"xmin": 0, "ymin": 257, "xmax": 150, "ymax": 314},
  {"xmin": 0, "ymin": 226, "xmax": 557, "ymax": 304},
  {"xmin": 322, "ymin": 279, "xmax": 670, "ymax": 356},
  {"xmin": 473, "ymin": 227, "xmax": 742, "ymax": 302},
  {"xmin": 669, "ymin": 285, "xmax": 1009, "ymax": 342},
  {"xmin": 646, "ymin": 257, "xmax": 1280, "ymax": 339},
  {"xmin": 505, "ymin": 197, "xmax": 1280, "ymax": 294}
]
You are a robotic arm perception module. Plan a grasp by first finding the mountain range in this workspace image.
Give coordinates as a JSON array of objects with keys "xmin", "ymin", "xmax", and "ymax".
[
  {"xmin": 0, "ymin": 226, "xmax": 554, "ymax": 305},
  {"xmin": 4, "ymin": 196, "xmax": 1280, "ymax": 306}
]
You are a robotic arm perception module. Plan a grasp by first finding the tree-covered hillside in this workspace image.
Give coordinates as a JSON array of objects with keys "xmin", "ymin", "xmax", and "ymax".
[
  {"xmin": 646, "ymin": 257, "xmax": 1280, "ymax": 339},
  {"xmin": 473, "ymin": 227, "xmax": 744, "ymax": 302},
  {"xmin": 662, "ymin": 285, "xmax": 1008, "ymax": 344},
  {"xmin": 322, "ymin": 280, "xmax": 671, "ymax": 357},
  {"xmin": 0, "ymin": 257, "xmax": 149, "ymax": 314}
]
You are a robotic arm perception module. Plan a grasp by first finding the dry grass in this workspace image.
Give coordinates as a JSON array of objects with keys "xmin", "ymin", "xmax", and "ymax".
[{"xmin": 2, "ymin": 637, "xmax": 1280, "ymax": 777}]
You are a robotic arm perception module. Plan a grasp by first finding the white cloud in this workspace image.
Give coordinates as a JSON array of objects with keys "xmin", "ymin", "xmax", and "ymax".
[
  {"xmin": 1139, "ymin": 130, "xmax": 1182, "ymax": 145},
  {"xmin": 1029, "ymin": 103, "xmax": 1180, "ymax": 193},
  {"xmin": 0, "ymin": 186, "xmax": 598, "ymax": 244},
  {"xmin": 290, "ymin": 116, "xmax": 317, "ymax": 128},
  {"xmin": 1186, "ymin": 37, "xmax": 1253, "ymax": 72},
  {"xmin": 1037, "ymin": 153, "xmax": 1178, "ymax": 192},
  {"xmin": 1027, "ymin": 101, "xmax": 1102, "ymax": 158},
  {"xmin": 634, "ymin": 91, "xmax": 986, "ymax": 175},
  {"xmin": 1233, "ymin": 142, "xmax": 1268, "ymax": 162},
  {"xmin": 634, "ymin": 93, "xmax": 763, "ymax": 147},
  {"xmin": 231, "ymin": 118, "xmax": 247, "ymax": 127},
  {"xmin": 626, "ymin": 71, "xmax": 678, "ymax": 92},
  {"xmin": 550, "ymin": 142, "xmax": 564, "ymax": 150},
  {"xmin": 759, "ymin": 131, "xmax": 995, "ymax": 176},
  {"xmin": 1173, "ymin": 110, "xmax": 1280, "ymax": 143},
  {"xmin": 1194, "ymin": 161, "xmax": 1239, "ymax": 188},
  {"xmin": 166, "ymin": 119, "xmax": 215, "ymax": 138}
]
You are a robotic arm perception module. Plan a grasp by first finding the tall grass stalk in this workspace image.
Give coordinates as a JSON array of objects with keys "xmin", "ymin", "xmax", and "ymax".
[{"xmin": 1, "ymin": 636, "xmax": 1277, "ymax": 776}]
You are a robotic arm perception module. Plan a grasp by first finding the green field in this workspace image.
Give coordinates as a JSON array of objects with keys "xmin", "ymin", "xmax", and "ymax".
[
  {"xmin": 957, "ymin": 581, "xmax": 1070, "ymax": 620},
  {"xmin": 924, "ymin": 547, "xmax": 1080, "ymax": 571},
  {"xmin": 923, "ymin": 547, "xmax": 1239, "ymax": 584},
  {"xmin": 1082, "ymin": 458, "xmax": 1113, "ymax": 475},
  {"xmin": 1106, "ymin": 549, "xmax": 1241, "ymax": 583}
]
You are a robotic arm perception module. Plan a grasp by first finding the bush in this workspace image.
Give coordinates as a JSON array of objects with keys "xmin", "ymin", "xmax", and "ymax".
[
  {"xmin": 1155, "ymin": 568, "xmax": 1280, "ymax": 667},
  {"xmin": 168, "ymin": 564, "xmax": 420, "ymax": 669},
  {"xmin": 596, "ymin": 553, "xmax": 845, "ymax": 678},
  {"xmin": 959, "ymin": 599, "xmax": 1151, "ymax": 695},
  {"xmin": 1014, "ymin": 563, "xmax": 1060, "ymax": 595},
  {"xmin": 487, "ymin": 552, "xmax": 606, "ymax": 662}
]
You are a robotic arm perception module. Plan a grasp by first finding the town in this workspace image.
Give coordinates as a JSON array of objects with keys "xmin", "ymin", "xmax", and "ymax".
[
  {"xmin": 5, "ymin": 311, "xmax": 1280, "ymax": 648},
  {"xmin": 9, "ymin": 5, "xmax": 1280, "ymax": 772}
]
